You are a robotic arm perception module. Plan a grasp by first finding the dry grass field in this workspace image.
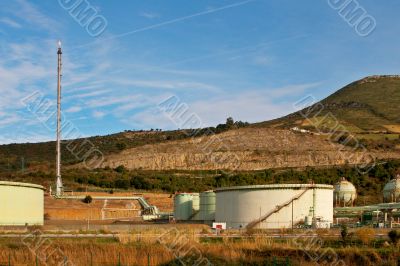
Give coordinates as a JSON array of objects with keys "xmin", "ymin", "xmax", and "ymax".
[
  {"xmin": 0, "ymin": 228, "xmax": 398, "ymax": 265},
  {"xmin": 384, "ymin": 124, "xmax": 400, "ymax": 133}
]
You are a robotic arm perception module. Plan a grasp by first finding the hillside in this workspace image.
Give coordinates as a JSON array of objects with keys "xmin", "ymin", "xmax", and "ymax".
[
  {"xmin": 0, "ymin": 129, "xmax": 211, "ymax": 171},
  {"xmin": 96, "ymin": 127, "xmax": 399, "ymax": 171},
  {"xmin": 0, "ymin": 75, "xmax": 399, "ymax": 173},
  {"xmin": 258, "ymin": 75, "xmax": 400, "ymax": 133}
]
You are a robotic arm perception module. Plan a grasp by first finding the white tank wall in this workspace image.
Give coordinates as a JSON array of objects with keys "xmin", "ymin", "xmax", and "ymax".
[
  {"xmin": 215, "ymin": 185, "xmax": 333, "ymax": 229},
  {"xmin": 0, "ymin": 181, "xmax": 44, "ymax": 226}
]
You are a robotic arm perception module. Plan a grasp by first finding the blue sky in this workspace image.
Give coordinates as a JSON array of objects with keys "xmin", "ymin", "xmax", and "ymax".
[{"xmin": 0, "ymin": 0, "xmax": 399, "ymax": 144}]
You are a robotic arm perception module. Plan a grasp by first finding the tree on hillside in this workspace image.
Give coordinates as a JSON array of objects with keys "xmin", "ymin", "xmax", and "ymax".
[
  {"xmin": 226, "ymin": 117, "xmax": 234, "ymax": 128},
  {"xmin": 114, "ymin": 165, "xmax": 126, "ymax": 173}
]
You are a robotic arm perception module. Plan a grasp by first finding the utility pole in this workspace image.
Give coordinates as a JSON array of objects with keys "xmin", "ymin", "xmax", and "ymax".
[
  {"xmin": 56, "ymin": 40, "xmax": 63, "ymax": 197},
  {"xmin": 291, "ymin": 200, "xmax": 294, "ymax": 231},
  {"xmin": 21, "ymin": 156, "xmax": 25, "ymax": 172}
]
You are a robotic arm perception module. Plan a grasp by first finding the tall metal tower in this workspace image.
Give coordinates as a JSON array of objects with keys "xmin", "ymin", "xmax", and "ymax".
[{"xmin": 56, "ymin": 40, "xmax": 63, "ymax": 197}]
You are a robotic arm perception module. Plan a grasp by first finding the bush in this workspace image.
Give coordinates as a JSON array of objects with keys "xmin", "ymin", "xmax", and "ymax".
[
  {"xmin": 44, "ymin": 213, "xmax": 51, "ymax": 220},
  {"xmin": 83, "ymin": 195, "xmax": 93, "ymax": 204},
  {"xmin": 114, "ymin": 179, "xmax": 130, "ymax": 189},
  {"xmin": 388, "ymin": 230, "xmax": 400, "ymax": 246},
  {"xmin": 340, "ymin": 225, "xmax": 353, "ymax": 246},
  {"xmin": 356, "ymin": 228, "xmax": 375, "ymax": 246},
  {"xmin": 114, "ymin": 165, "xmax": 126, "ymax": 173},
  {"xmin": 116, "ymin": 143, "xmax": 126, "ymax": 150}
]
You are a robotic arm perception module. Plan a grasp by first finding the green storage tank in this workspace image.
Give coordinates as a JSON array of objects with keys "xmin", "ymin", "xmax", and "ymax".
[
  {"xmin": 199, "ymin": 191, "xmax": 216, "ymax": 221},
  {"xmin": 191, "ymin": 193, "xmax": 201, "ymax": 220},
  {"xmin": 174, "ymin": 193, "xmax": 195, "ymax": 220}
]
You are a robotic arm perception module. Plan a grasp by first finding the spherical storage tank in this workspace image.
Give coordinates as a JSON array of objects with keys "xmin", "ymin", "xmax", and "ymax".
[
  {"xmin": 215, "ymin": 184, "xmax": 333, "ymax": 229},
  {"xmin": 199, "ymin": 191, "xmax": 216, "ymax": 221},
  {"xmin": 0, "ymin": 181, "xmax": 44, "ymax": 226},
  {"xmin": 333, "ymin": 177, "xmax": 357, "ymax": 207},
  {"xmin": 383, "ymin": 175, "xmax": 400, "ymax": 203}
]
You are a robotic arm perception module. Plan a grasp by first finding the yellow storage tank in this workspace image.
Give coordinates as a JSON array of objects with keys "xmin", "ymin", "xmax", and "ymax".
[{"xmin": 0, "ymin": 181, "xmax": 44, "ymax": 226}]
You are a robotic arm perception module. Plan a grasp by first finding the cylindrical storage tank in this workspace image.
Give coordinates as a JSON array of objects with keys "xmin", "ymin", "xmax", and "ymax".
[
  {"xmin": 333, "ymin": 177, "xmax": 357, "ymax": 207},
  {"xmin": 174, "ymin": 193, "xmax": 195, "ymax": 220},
  {"xmin": 191, "ymin": 193, "xmax": 200, "ymax": 212},
  {"xmin": 305, "ymin": 216, "xmax": 312, "ymax": 226},
  {"xmin": 199, "ymin": 191, "xmax": 216, "ymax": 221},
  {"xmin": 215, "ymin": 184, "xmax": 333, "ymax": 229},
  {"xmin": 383, "ymin": 175, "xmax": 400, "ymax": 203},
  {"xmin": 0, "ymin": 181, "xmax": 44, "ymax": 226},
  {"xmin": 190, "ymin": 193, "xmax": 201, "ymax": 220}
]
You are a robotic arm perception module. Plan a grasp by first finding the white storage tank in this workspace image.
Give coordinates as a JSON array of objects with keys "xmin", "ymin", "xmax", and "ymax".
[
  {"xmin": 333, "ymin": 177, "xmax": 357, "ymax": 207},
  {"xmin": 0, "ymin": 181, "xmax": 44, "ymax": 226},
  {"xmin": 215, "ymin": 184, "xmax": 333, "ymax": 229},
  {"xmin": 199, "ymin": 191, "xmax": 216, "ymax": 221}
]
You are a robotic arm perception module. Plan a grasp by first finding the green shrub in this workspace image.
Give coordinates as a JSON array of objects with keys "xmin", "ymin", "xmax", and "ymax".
[
  {"xmin": 388, "ymin": 230, "xmax": 400, "ymax": 246},
  {"xmin": 83, "ymin": 195, "xmax": 93, "ymax": 204}
]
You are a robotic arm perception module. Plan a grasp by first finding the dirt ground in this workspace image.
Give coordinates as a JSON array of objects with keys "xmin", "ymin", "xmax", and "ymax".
[{"xmin": 45, "ymin": 191, "xmax": 173, "ymax": 221}]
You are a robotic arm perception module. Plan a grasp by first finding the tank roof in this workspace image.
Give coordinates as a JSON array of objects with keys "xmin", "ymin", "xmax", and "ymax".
[
  {"xmin": 0, "ymin": 181, "xmax": 44, "ymax": 190},
  {"xmin": 215, "ymin": 184, "xmax": 333, "ymax": 192}
]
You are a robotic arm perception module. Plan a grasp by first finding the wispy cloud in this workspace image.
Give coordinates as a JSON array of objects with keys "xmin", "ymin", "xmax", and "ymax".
[
  {"xmin": 0, "ymin": 114, "xmax": 22, "ymax": 126},
  {"xmin": 140, "ymin": 12, "xmax": 159, "ymax": 19},
  {"xmin": 252, "ymin": 55, "xmax": 272, "ymax": 66},
  {"xmin": 0, "ymin": 17, "xmax": 21, "ymax": 28},
  {"xmin": 65, "ymin": 106, "xmax": 82, "ymax": 113},
  {"xmin": 86, "ymin": 95, "xmax": 142, "ymax": 108},
  {"xmin": 131, "ymin": 82, "xmax": 322, "ymax": 129},
  {"xmin": 268, "ymin": 83, "xmax": 321, "ymax": 98},
  {"xmin": 92, "ymin": 110, "xmax": 106, "ymax": 119},
  {"xmin": 12, "ymin": 0, "xmax": 60, "ymax": 32},
  {"xmin": 115, "ymin": 79, "xmax": 221, "ymax": 92},
  {"xmin": 65, "ymin": 89, "xmax": 111, "ymax": 100},
  {"xmin": 73, "ymin": 0, "xmax": 257, "ymax": 48}
]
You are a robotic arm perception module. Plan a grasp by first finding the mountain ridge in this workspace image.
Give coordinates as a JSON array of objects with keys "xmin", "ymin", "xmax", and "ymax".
[{"xmin": 1, "ymin": 75, "xmax": 399, "ymax": 172}]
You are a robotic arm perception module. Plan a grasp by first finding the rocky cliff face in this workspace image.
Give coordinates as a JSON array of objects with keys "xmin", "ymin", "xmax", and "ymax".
[{"xmin": 96, "ymin": 128, "xmax": 399, "ymax": 171}]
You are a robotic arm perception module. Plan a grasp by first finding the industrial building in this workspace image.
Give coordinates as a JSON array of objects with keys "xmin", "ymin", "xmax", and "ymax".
[
  {"xmin": 334, "ymin": 175, "xmax": 400, "ymax": 228},
  {"xmin": 0, "ymin": 181, "xmax": 44, "ymax": 226}
]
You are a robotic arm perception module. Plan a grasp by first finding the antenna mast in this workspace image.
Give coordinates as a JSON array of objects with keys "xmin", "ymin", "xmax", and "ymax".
[{"xmin": 56, "ymin": 40, "xmax": 63, "ymax": 197}]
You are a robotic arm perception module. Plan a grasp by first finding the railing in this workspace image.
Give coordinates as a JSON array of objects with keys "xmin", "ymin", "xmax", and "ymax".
[{"xmin": 246, "ymin": 186, "xmax": 314, "ymax": 229}]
